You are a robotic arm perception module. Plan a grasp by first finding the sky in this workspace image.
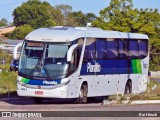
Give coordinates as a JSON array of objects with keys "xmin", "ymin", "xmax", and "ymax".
[{"xmin": 0, "ymin": 0, "xmax": 160, "ymax": 23}]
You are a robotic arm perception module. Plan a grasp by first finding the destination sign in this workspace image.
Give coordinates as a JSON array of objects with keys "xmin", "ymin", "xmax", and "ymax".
[{"xmin": 27, "ymin": 42, "xmax": 44, "ymax": 47}]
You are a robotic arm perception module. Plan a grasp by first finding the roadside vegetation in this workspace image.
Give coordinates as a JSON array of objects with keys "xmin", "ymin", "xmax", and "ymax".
[
  {"xmin": 0, "ymin": 48, "xmax": 17, "ymax": 97},
  {"xmin": 0, "ymin": 71, "xmax": 17, "ymax": 95},
  {"xmin": 0, "ymin": 46, "xmax": 12, "ymax": 70},
  {"xmin": 107, "ymin": 80, "xmax": 160, "ymax": 104},
  {"xmin": 0, "ymin": 68, "xmax": 17, "ymax": 98},
  {"xmin": 130, "ymin": 80, "xmax": 160, "ymax": 101}
]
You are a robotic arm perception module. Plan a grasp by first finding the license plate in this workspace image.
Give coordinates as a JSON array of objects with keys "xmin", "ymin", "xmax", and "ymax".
[{"xmin": 35, "ymin": 91, "xmax": 43, "ymax": 95}]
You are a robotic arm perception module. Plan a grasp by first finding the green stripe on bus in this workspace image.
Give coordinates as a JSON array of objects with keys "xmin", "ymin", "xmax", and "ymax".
[
  {"xmin": 21, "ymin": 78, "xmax": 30, "ymax": 84},
  {"xmin": 132, "ymin": 60, "xmax": 137, "ymax": 73},
  {"xmin": 136, "ymin": 59, "xmax": 142, "ymax": 73},
  {"xmin": 132, "ymin": 59, "xmax": 142, "ymax": 73}
]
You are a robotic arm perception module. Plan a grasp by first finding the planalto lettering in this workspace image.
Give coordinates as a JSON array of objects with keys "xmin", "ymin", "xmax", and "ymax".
[
  {"xmin": 87, "ymin": 62, "xmax": 101, "ymax": 72},
  {"xmin": 43, "ymin": 81, "xmax": 57, "ymax": 85}
]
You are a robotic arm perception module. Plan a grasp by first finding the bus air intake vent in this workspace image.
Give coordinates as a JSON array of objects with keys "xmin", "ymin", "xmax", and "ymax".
[{"xmin": 48, "ymin": 27, "xmax": 68, "ymax": 30}]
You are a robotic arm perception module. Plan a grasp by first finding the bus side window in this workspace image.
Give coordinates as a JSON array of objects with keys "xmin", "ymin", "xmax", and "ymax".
[
  {"xmin": 118, "ymin": 40, "xmax": 128, "ymax": 58},
  {"xmin": 84, "ymin": 38, "xmax": 96, "ymax": 60},
  {"xmin": 139, "ymin": 40, "xmax": 148, "ymax": 59},
  {"xmin": 106, "ymin": 39, "xmax": 118, "ymax": 59},
  {"xmin": 128, "ymin": 39, "xmax": 139, "ymax": 59},
  {"xmin": 96, "ymin": 39, "xmax": 107, "ymax": 59}
]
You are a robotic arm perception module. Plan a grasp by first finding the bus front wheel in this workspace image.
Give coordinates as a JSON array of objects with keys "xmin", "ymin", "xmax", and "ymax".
[{"xmin": 75, "ymin": 84, "xmax": 88, "ymax": 104}]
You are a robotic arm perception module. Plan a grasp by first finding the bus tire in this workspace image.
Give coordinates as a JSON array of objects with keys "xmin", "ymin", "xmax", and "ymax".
[
  {"xmin": 33, "ymin": 98, "xmax": 42, "ymax": 104},
  {"xmin": 125, "ymin": 81, "xmax": 132, "ymax": 94},
  {"xmin": 74, "ymin": 84, "xmax": 88, "ymax": 104}
]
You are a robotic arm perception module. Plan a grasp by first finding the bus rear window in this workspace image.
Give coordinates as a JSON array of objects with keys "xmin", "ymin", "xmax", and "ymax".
[{"xmin": 139, "ymin": 40, "xmax": 148, "ymax": 59}]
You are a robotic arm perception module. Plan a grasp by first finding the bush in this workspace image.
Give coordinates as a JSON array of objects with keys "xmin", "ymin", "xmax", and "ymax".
[
  {"xmin": 0, "ymin": 49, "xmax": 12, "ymax": 71},
  {"xmin": 5, "ymin": 24, "xmax": 34, "ymax": 39},
  {"xmin": 0, "ymin": 64, "xmax": 10, "ymax": 71},
  {"xmin": 0, "ymin": 71, "xmax": 17, "ymax": 94},
  {"xmin": 148, "ymin": 80, "xmax": 160, "ymax": 88}
]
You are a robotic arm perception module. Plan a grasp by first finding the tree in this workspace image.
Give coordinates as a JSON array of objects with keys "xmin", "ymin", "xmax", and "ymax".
[
  {"xmin": 92, "ymin": 0, "xmax": 135, "ymax": 31},
  {"xmin": 147, "ymin": 9, "xmax": 160, "ymax": 70},
  {"xmin": 0, "ymin": 18, "xmax": 8, "ymax": 26},
  {"xmin": 67, "ymin": 11, "xmax": 86, "ymax": 26},
  {"xmin": 63, "ymin": 11, "xmax": 97, "ymax": 26},
  {"xmin": 92, "ymin": 0, "xmax": 160, "ymax": 70},
  {"xmin": 12, "ymin": 0, "xmax": 55, "ymax": 29},
  {"xmin": 55, "ymin": 4, "xmax": 97, "ymax": 26},
  {"xmin": 93, "ymin": 0, "xmax": 159, "ymax": 36},
  {"xmin": 50, "ymin": 7, "xmax": 64, "ymax": 26},
  {"xmin": 55, "ymin": 4, "xmax": 73, "ymax": 25},
  {"xmin": 86, "ymin": 13, "xmax": 97, "ymax": 23}
]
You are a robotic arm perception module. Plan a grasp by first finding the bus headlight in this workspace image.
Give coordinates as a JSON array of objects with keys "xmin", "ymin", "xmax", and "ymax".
[
  {"xmin": 61, "ymin": 80, "xmax": 70, "ymax": 86},
  {"xmin": 53, "ymin": 80, "xmax": 70, "ymax": 89}
]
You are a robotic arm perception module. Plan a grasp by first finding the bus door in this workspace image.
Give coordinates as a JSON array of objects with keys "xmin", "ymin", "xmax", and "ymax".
[{"xmin": 67, "ymin": 45, "xmax": 81, "ymax": 86}]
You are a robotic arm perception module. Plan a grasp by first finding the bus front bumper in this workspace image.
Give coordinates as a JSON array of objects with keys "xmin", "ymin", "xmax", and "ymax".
[{"xmin": 17, "ymin": 84, "xmax": 75, "ymax": 98}]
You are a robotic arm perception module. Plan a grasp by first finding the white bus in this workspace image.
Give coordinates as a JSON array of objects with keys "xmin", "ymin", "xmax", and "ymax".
[{"xmin": 15, "ymin": 26, "xmax": 149, "ymax": 103}]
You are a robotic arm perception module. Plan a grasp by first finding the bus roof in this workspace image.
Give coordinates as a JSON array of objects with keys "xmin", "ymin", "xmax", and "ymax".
[{"xmin": 25, "ymin": 26, "xmax": 149, "ymax": 42}]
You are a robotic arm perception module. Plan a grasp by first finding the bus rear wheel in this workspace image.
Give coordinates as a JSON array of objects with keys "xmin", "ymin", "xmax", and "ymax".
[
  {"xmin": 125, "ymin": 81, "xmax": 132, "ymax": 94},
  {"xmin": 74, "ymin": 84, "xmax": 88, "ymax": 104}
]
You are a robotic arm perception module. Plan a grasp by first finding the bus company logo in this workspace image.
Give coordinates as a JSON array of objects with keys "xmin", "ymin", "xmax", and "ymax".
[
  {"xmin": 43, "ymin": 81, "xmax": 57, "ymax": 85},
  {"xmin": 87, "ymin": 62, "xmax": 101, "ymax": 72}
]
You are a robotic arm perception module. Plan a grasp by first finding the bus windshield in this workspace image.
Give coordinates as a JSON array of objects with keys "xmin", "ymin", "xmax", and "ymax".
[{"xmin": 19, "ymin": 41, "xmax": 70, "ymax": 80}]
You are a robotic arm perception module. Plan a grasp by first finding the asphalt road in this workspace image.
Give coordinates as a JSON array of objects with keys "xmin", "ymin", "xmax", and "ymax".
[
  {"xmin": 0, "ymin": 99, "xmax": 160, "ymax": 120},
  {"xmin": 0, "ymin": 98, "xmax": 160, "ymax": 111}
]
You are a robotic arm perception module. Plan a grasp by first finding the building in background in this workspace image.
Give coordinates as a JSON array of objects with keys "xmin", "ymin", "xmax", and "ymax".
[
  {"xmin": 0, "ymin": 40, "xmax": 23, "ymax": 57},
  {"xmin": 0, "ymin": 26, "xmax": 15, "ymax": 36}
]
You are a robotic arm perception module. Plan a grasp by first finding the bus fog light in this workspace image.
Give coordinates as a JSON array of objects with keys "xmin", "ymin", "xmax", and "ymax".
[
  {"xmin": 61, "ymin": 91, "xmax": 65, "ymax": 95},
  {"xmin": 21, "ymin": 87, "xmax": 27, "ymax": 91}
]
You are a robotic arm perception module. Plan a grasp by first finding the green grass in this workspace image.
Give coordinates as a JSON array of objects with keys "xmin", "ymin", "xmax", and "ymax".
[
  {"xmin": 147, "ymin": 80, "xmax": 160, "ymax": 88},
  {"xmin": 0, "ymin": 71, "xmax": 17, "ymax": 96}
]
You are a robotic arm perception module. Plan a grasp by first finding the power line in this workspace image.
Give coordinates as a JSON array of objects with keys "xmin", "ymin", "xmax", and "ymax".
[{"xmin": 0, "ymin": 0, "xmax": 27, "ymax": 7}]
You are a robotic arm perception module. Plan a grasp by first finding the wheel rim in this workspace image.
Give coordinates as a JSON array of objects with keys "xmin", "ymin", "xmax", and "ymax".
[{"xmin": 79, "ymin": 88, "xmax": 84, "ymax": 100}]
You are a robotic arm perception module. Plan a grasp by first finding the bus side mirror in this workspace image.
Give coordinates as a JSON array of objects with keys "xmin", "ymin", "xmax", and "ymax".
[
  {"xmin": 67, "ymin": 44, "xmax": 78, "ymax": 62},
  {"xmin": 13, "ymin": 42, "xmax": 23, "ymax": 59}
]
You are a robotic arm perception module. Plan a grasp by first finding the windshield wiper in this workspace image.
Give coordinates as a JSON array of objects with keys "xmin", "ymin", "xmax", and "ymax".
[
  {"xmin": 41, "ymin": 65, "xmax": 51, "ymax": 79},
  {"xmin": 28, "ymin": 57, "xmax": 41, "ymax": 77}
]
